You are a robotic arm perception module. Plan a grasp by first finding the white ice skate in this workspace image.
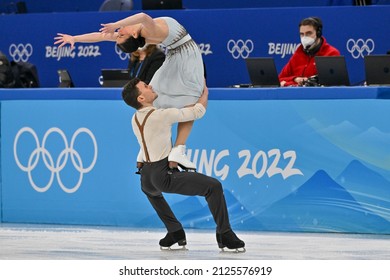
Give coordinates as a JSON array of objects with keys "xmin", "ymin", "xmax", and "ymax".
[{"xmin": 168, "ymin": 145, "xmax": 196, "ymax": 171}]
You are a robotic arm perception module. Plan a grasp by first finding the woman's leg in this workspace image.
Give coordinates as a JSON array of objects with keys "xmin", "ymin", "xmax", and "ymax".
[
  {"xmin": 168, "ymin": 100, "xmax": 197, "ymax": 169},
  {"xmin": 168, "ymin": 120, "xmax": 196, "ymax": 169},
  {"xmin": 174, "ymin": 121, "xmax": 193, "ymax": 146}
]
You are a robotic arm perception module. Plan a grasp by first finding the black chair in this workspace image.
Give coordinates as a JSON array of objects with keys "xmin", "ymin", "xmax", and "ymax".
[{"xmin": 99, "ymin": 0, "xmax": 133, "ymax": 11}]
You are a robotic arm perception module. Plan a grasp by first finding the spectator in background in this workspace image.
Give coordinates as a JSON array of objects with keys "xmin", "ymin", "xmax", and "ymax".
[
  {"xmin": 279, "ymin": 17, "xmax": 340, "ymax": 87},
  {"xmin": 128, "ymin": 44, "xmax": 165, "ymax": 84}
]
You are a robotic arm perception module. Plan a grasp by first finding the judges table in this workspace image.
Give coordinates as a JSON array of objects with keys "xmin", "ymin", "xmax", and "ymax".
[{"xmin": 1, "ymin": 86, "xmax": 390, "ymax": 234}]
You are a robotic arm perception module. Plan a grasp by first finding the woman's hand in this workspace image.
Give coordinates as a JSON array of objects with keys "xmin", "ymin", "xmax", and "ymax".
[
  {"xmin": 99, "ymin": 22, "xmax": 119, "ymax": 34},
  {"xmin": 54, "ymin": 33, "xmax": 75, "ymax": 49}
]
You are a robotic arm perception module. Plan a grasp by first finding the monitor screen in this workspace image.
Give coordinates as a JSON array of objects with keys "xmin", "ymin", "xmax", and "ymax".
[{"xmin": 142, "ymin": 0, "xmax": 183, "ymax": 10}]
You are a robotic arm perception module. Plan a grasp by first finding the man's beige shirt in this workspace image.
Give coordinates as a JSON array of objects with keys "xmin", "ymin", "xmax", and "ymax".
[{"xmin": 131, "ymin": 103, "xmax": 206, "ymax": 162}]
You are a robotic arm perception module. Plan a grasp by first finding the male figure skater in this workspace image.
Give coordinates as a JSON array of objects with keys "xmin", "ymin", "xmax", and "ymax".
[{"xmin": 122, "ymin": 77, "xmax": 245, "ymax": 252}]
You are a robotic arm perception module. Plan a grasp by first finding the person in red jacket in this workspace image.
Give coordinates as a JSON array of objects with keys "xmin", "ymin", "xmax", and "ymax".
[{"xmin": 279, "ymin": 17, "xmax": 340, "ymax": 87}]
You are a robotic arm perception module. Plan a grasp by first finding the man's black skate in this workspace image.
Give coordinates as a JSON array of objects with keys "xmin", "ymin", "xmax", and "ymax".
[
  {"xmin": 217, "ymin": 230, "xmax": 245, "ymax": 253},
  {"xmin": 159, "ymin": 229, "xmax": 187, "ymax": 251}
]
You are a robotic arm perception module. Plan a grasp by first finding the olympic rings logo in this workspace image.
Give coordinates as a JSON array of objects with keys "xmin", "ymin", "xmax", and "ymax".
[
  {"xmin": 9, "ymin": 43, "xmax": 33, "ymax": 62},
  {"xmin": 115, "ymin": 45, "xmax": 130, "ymax": 60},
  {"xmin": 14, "ymin": 127, "xmax": 98, "ymax": 193},
  {"xmin": 227, "ymin": 39, "xmax": 254, "ymax": 59},
  {"xmin": 346, "ymin": 38, "xmax": 375, "ymax": 59}
]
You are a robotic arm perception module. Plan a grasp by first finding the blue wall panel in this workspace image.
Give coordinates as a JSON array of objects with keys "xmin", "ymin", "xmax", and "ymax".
[
  {"xmin": 0, "ymin": 0, "xmax": 355, "ymax": 14},
  {"xmin": 0, "ymin": 6, "xmax": 389, "ymax": 88}
]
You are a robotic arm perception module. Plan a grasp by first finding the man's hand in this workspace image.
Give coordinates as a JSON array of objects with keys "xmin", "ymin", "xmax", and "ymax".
[
  {"xmin": 198, "ymin": 83, "xmax": 209, "ymax": 108},
  {"xmin": 294, "ymin": 76, "xmax": 308, "ymax": 86}
]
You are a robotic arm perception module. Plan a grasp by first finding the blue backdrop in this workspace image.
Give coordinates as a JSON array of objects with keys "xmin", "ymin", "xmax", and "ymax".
[
  {"xmin": 0, "ymin": 6, "xmax": 389, "ymax": 88},
  {"xmin": 0, "ymin": 0, "xmax": 356, "ymax": 13},
  {"xmin": 1, "ymin": 87, "xmax": 390, "ymax": 234}
]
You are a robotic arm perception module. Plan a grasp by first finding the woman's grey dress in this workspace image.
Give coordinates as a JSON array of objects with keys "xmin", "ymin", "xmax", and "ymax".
[{"xmin": 150, "ymin": 17, "xmax": 204, "ymax": 109}]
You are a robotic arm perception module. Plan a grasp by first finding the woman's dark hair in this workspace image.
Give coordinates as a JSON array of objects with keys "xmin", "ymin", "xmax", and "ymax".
[
  {"xmin": 122, "ymin": 77, "xmax": 142, "ymax": 109},
  {"xmin": 117, "ymin": 36, "xmax": 146, "ymax": 53},
  {"xmin": 130, "ymin": 44, "xmax": 159, "ymax": 62}
]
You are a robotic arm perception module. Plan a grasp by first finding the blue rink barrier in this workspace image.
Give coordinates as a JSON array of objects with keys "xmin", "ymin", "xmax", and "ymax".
[{"xmin": 1, "ymin": 86, "xmax": 390, "ymax": 234}]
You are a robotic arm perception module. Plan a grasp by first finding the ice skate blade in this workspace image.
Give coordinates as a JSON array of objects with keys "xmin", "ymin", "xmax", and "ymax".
[
  {"xmin": 169, "ymin": 161, "xmax": 197, "ymax": 171},
  {"xmin": 160, "ymin": 245, "xmax": 188, "ymax": 251},
  {"xmin": 219, "ymin": 247, "xmax": 246, "ymax": 253},
  {"xmin": 178, "ymin": 165, "xmax": 196, "ymax": 172}
]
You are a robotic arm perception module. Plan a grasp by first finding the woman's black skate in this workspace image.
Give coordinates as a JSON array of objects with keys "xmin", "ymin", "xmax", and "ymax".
[
  {"xmin": 159, "ymin": 229, "xmax": 187, "ymax": 251},
  {"xmin": 217, "ymin": 230, "xmax": 246, "ymax": 253}
]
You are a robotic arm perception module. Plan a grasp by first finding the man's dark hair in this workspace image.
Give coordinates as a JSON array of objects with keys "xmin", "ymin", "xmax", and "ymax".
[
  {"xmin": 299, "ymin": 17, "xmax": 323, "ymax": 37},
  {"xmin": 117, "ymin": 36, "xmax": 146, "ymax": 53},
  {"xmin": 122, "ymin": 77, "xmax": 142, "ymax": 109}
]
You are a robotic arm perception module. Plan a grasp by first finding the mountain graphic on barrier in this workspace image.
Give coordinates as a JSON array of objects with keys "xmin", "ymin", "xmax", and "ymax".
[
  {"xmin": 135, "ymin": 160, "xmax": 390, "ymax": 233},
  {"xmin": 336, "ymin": 160, "xmax": 390, "ymax": 222},
  {"xmin": 256, "ymin": 167, "xmax": 390, "ymax": 233}
]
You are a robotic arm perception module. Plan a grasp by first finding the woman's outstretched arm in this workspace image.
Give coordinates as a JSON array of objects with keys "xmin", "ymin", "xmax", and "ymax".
[
  {"xmin": 100, "ymin": 12, "xmax": 156, "ymax": 34},
  {"xmin": 54, "ymin": 32, "xmax": 118, "ymax": 49}
]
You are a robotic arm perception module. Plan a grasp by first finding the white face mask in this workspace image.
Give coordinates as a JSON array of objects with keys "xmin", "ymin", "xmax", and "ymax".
[{"xmin": 301, "ymin": 36, "xmax": 315, "ymax": 49}]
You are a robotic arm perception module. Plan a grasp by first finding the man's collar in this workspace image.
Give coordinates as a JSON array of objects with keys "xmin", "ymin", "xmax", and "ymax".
[{"xmin": 138, "ymin": 106, "xmax": 155, "ymax": 112}]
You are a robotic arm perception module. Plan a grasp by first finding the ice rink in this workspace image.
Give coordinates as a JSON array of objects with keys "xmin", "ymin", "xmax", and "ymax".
[{"xmin": 1, "ymin": 223, "xmax": 390, "ymax": 260}]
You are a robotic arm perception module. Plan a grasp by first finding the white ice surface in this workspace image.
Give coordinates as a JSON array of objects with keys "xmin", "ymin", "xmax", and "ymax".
[{"xmin": 1, "ymin": 223, "xmax": 390, "ymax": 260}]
